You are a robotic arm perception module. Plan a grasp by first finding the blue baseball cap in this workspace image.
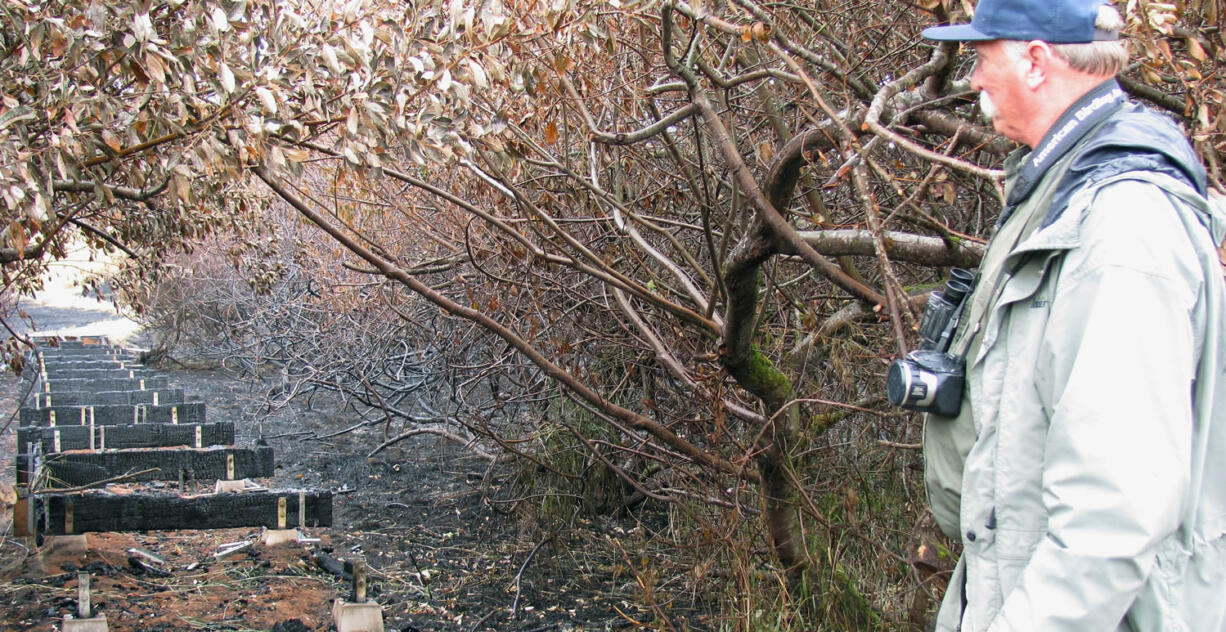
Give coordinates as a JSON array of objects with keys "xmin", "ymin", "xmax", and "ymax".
[{"xmin": 923, "ymin": 0, "xmax": 1118, "ymax": 43}]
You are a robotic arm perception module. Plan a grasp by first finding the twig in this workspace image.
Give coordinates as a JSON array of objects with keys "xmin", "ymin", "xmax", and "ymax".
[
  {"xmin": 260, "ymin": 430, "xmax": 315, "ymax": 440},
  {"xmin": 404, "ymin": 541, "xmax": 433, "ymax": 600},
  {"xmin": 768, "ymin": 397, "xmax": 889, "ymax": 422},
  {"xmin": 0, "ymin": 537, "xmax": 30, "ymax": 575},
  {"xmin": 467, "ymin": 609, "xmax": 499, "ymax": 632},
  {"xmin": 38, "ymin": 467, "xmax": 162, "ymax": 493},
  {"xmin": 313, "ymin": 418, "xmax": 382, "ymax": 439},
  {"xmin": 510, "ymin": 535, "xmax": 553, "ymax": 619},
  {"xmin": 367, "ymin": 425, "xmax": 495, "ymax": 462},
  {"xmin": 612, "ymin": 605, "xmax": 648, "ymax": 628},
  {"xmin": 0, "ymin": 345, "xmax": 40, "ymax": 436}
]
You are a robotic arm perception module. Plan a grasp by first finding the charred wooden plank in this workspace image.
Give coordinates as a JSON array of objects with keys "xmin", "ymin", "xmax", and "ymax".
[
  {"xmin": 26, "ymin": 389, "xmax": 186, "ymax": 408},
  {"xmin": 20, "ymin": 402, "xmax": 206, "ymax": 426},
  {"xmin": 36, "ymin": 376, "xmax": 172, "ymax": 393},
  {"xmin": 32, "ymin": 489, "xmax": 331, "ymax": 534},
  {"xmin": 32, "ymin": 367, "xmax": 156, "ymax": 380},
  {"xmin": 24, "ymin": 446, "xmax": 274, "ymax": 487},
  {"xmin": 33, "ymin": 356, "xmax": 137, "ymax": 366},
  {"xmin": 29, "ymin": 354, "xmax": 136, "ymax": 364},
  {"xmin": 23, "ymin": 360, "xmax": 140, "ymax": 378},
  {"xmin": 17, "ymin": 422, "xmax": 235, "ymax": 454},
  {"xmin": 30, "ymin": 349, "xmax": 134, "ymax": 360},
  {"xmin": 33, "ymin": 338, "xmax": 115, "ymax": 349}
]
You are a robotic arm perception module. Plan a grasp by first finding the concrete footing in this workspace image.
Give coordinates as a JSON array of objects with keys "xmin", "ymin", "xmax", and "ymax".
[
  {"xmin": 47, "ymin": 534, "xmax": 90, "ymax": 555},
  {"xmin": 214, "ymin": 478, "xmax": 259, "ymax": 493},
  {"xmin": 63, "ymin": 617, "xmax": 109, "ymax": 632},
  {"xmin": 333, "ymin": 559, "xmax": 383, "ymax": 631},
  {"xmin": 332, "ymin": 599, "xmax": 383, "ymax": 632},
  {"xmin": 259, "ymin": 529, "xmax": 301, "ymax": 547}
]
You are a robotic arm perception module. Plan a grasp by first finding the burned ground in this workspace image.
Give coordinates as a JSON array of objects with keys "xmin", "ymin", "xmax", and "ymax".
[{"xmin": 0, "ymin": 362, "xmax": 713, "ymax": 631}]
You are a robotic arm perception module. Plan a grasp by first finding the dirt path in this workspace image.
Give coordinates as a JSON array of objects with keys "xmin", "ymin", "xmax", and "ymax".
[
  {"xmin": 0, "ymin": 292, "xmax": 681, "ymax": 630},
  {"xmin": 6, "ymin": 248, "xmax": 143, "ymax": 343}
]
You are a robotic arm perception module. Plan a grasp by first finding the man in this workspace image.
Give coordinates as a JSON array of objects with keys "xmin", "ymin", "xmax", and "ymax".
[{"xmin": 919, "ymin": 0, "xmax": 1226, "ymax": 629}]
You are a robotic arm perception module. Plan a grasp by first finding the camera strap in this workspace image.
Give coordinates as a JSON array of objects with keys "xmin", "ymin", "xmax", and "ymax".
[{"xmin": 1000, "ymin": 79, "xmax": 1126, "ymax": 225}]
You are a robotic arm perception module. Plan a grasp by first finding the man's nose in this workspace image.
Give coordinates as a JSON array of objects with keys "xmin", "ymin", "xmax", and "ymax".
[{"xmin": 969, "ymin": 64, "xmax": 984, "ymax": 92}]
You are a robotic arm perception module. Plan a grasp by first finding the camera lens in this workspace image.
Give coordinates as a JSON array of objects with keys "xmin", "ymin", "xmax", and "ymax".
[
  {"xmin": 886, "ymin": 360, "xmax": 912, "ymax": 407},
  {"xmin": 887, "ymin": 357, "xmax": 938, "ymax": 409}
]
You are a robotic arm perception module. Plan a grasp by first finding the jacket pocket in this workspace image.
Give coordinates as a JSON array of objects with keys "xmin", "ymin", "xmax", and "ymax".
[
  {"xmin": 995, "ymin": 527, "xmax": 1043, "ymax": 598},
  {"xmin": 1125, "ymin": 537, "xmax": 1192, "ymax": 631},
  {"xmin": 923, "ymin": 407, "xmax": 977, "ymax": 540}
]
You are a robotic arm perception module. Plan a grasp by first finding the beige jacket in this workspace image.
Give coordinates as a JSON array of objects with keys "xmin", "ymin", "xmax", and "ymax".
[{"xmin": 926, "ymin": 170, "xmax": 1226, "ymax": 631}]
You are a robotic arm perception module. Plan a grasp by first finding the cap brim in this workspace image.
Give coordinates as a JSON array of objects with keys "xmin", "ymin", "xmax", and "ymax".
[{"xmin": 922, "ymin": 23, "xmax": 996, "ymax": 41}]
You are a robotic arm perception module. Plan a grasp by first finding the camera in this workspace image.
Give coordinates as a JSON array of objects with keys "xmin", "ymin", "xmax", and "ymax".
[{"xmin": 886, "ymin": 269, "xmax": 975, "ymax": 417}]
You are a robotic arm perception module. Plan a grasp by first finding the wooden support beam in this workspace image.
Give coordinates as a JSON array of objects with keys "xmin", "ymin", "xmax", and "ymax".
[
  {"xmin": 33, "ymin": 489, "xmax": 332, "ymax": 534},
  {"xmin": 24, "ymin": 446, "xmax": 274, "ymax": 487},
  {"xmin": 18, "ymin": 421, "xmax": 235, "ymax": 454},
  {"xmin": 21, "ymin": 402, "xmax": 206, "ymax": 426}
]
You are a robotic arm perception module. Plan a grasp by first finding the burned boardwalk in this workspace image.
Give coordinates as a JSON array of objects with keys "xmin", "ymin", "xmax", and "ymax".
[
  {"xmin": 0, "ymin": 338, "xmax": 406, "ymax": 632},
  {"xmin": 0, "ymin": 337, "xmax": 607, "ymax": 632},
  {"xmin": 15, "ymin": 338, "xmax": 332, "ymax": 535}
]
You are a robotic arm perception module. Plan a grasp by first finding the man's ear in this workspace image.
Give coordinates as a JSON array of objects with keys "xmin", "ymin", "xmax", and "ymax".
[{"xmin": 1023, "ymin": 40, "xmax": 1053, "ymax": 90}]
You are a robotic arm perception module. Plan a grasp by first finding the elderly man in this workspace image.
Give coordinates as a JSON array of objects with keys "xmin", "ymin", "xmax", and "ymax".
[{"xmin": 917, "ymin": 0, "xmax": 1226, "ymax": 630}]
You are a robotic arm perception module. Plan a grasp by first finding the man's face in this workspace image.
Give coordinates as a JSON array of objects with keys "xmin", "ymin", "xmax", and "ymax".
[{"xmin": 970, "ymin": 40, "xmax": 1034, "ymax": 145}]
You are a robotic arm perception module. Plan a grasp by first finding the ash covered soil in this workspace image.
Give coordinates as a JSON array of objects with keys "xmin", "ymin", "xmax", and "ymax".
[{"xmin": 0, "ymin": 358, "xmax": 707, "ymax": 631}]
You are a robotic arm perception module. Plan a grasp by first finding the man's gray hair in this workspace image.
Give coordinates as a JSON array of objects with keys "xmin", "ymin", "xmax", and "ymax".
[
  {"xmin": 1051, "ymin": 4, "xmax": 1128, "ymax": 75},
  {"xmin": 1001, "ymin": 4, "xmax": 1128, "ymax": 76}
]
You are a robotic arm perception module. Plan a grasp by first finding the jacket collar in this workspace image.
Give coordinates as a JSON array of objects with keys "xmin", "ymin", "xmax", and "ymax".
[
  {"xmin": 1000, "ymin": 78, "xmax": 1127, "ymax": 224},
  {"xmin": 1015, "ymin": 170, "xmax": 1216, "ymax": 257}
]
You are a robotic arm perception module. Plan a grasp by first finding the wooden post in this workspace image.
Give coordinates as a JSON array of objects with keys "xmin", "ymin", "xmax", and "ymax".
[
  {"xmin": 63, "ymin": 571, "xmax": 108, "ymax": 632},
  {"xmin": 78, "ymin": 572, "xmax": 91, "ymax": 618},
  {"xmin": 352, "ymin": 559, "xmax": 368, "ymax": 603}
]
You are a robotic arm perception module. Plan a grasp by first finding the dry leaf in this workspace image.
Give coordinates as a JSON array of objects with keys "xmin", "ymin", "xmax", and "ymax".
[
  {"xmin": 146, "ymin": 52, "xmax": 166, "ymax": 84},
  {"xmin": 101, "ymin": 129, "xmax": 122, "ymax": 152},
  {"xmin": 1188, "ymin": 37, "xmax": 1207, "ymax": 63}
]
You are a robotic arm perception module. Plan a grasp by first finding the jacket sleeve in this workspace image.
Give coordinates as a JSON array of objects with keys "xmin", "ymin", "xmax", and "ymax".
[{"xmin": 989, "ymin": 182, "xmax": 1199, "ymax": 631}]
